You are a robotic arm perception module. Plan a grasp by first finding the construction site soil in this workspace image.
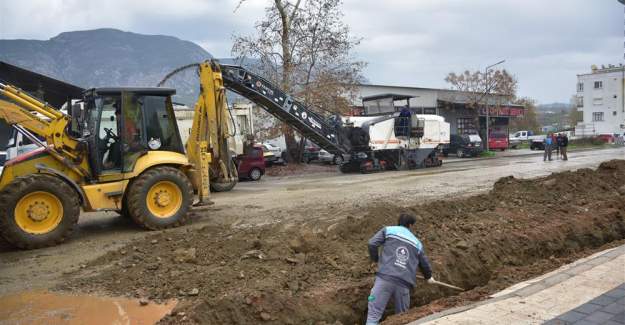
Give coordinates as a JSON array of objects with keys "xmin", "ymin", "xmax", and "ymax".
[{"xmin": 60, "ymin": 160, "xmax": 625, "ymax": 325}]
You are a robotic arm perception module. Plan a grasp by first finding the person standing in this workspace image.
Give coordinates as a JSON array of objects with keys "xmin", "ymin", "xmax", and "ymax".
[
  {"xmin": 555, "ymin": 133, "xmax": 562, "ymax": 159},
  {"xmin": 366, "ymin": 213, "xmax": 434, "ymax": 325},
  {"xmin": 560, "ymin": 133, "xmax": 568, "ymax": 161},
  {"xmin": 544, "ymin": 133, "xmax": 553, "ymax": 161}
]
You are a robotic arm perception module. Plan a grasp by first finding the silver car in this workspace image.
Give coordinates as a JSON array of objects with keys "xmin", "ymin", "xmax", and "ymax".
[{"xmin": 318, "ymin": 149, "xmax": 348, "ymax": 165}]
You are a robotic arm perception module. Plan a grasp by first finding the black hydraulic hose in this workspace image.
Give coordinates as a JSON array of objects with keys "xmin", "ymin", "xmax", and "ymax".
[
  {"xmin": 157, "ymin": 63, "xmax": 200, "ymax": 87},
  {"xmin": 227, "ymin": 105, "xmax": 237, "ymax": 137}
]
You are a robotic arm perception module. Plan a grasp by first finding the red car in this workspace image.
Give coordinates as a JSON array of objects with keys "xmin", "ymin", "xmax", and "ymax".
[
  {"xmin": 237, "ymin": 145, "xmax": 265, "ymax": 181},
  {"xmin": 596, "ymin": 134, "xmax": 615, "ymax": 143},
  {"xmin": 488, "ymin": 128, "xmax": 509, "ymax": 151}
]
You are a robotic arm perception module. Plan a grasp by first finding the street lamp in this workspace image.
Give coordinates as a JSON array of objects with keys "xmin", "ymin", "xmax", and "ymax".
[{"xmin": 484, "ymin": 59, "xmax": 505, "ymax": 152}]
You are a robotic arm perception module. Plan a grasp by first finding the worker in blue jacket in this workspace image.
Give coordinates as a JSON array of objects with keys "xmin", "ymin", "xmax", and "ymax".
[
  {"xmin": 366, "ymin": 213, "xmax": 434, "ymax": 325},
  {"xmin": 544, "ymin": 133, "xmax": 554, "ymax": 161}
]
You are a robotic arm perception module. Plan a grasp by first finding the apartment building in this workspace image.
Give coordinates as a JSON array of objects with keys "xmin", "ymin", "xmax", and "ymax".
[{"xmin": 575, "ymin": 64, "xmax": 625, "ymax": 136}]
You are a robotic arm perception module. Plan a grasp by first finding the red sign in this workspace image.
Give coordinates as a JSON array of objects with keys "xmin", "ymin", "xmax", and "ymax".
[{"xmin": 479, "ymin": 106, "xmax": 524, "ymax": 117}]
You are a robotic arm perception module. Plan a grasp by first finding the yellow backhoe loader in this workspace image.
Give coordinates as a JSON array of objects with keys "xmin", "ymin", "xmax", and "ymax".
[{"xmin": 0, "ymin": 60, "xmax": 237, "ymax": 249}]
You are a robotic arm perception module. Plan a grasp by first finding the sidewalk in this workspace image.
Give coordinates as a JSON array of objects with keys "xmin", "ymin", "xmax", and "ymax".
[
  {"xmin": 442, "ymin": 146, "xmax": 618, "ymax": 165},
  {"xmin": 409, "ymin": 244, "xmax": 625, "ymax": 324}
]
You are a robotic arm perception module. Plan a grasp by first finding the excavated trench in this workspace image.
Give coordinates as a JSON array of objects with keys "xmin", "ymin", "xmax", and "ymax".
[{"xmin": 61, "ymin": 160, "xmax": 625, "ymax": 325}]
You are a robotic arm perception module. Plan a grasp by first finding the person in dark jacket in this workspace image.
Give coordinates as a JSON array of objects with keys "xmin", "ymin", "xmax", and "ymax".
[
  {"xmin": 395, "ymin": 106, "xmax": 411, "ymax": 137},
  {"xmin": 366, "ymin": 213, "xmax": 433, "ymax": 325},
  {"xmin": 559, "ymin": 133, "xmax": 568, "ymax": 160}
]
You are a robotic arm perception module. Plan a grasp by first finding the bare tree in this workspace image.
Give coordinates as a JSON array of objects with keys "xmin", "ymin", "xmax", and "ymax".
[
  {"xmin": 444, "ymin": 69, "xmax": 517, "ymax": 107},
  {"xmin": 233, "ymin": 0, "xmax": 365, "ymax": 162},
  {"xmin": 510, "ymin": 97, "xmax": 540, "ymax": 133}
]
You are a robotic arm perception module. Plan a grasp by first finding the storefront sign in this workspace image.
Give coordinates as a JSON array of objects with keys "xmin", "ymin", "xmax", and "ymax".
[{"xmin": 479, "ymin": 106, "xmax": 524, "ymax": 117}]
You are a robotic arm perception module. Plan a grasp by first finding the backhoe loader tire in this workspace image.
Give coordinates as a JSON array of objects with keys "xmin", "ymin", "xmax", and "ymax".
[
  {"xmin": 127, "ymin": 166, "xmax": 193, "ymax": 230},
  {"xmin": 0, "ymin": 174, "xmax": 80, "ymax": 249},
  {"xmin": 116, "ymin": 195, "xmax": 131, "ymax": 219},
  {"xmin": 210, "ymin": 180, "xmax": 237, "ymax": 192}
]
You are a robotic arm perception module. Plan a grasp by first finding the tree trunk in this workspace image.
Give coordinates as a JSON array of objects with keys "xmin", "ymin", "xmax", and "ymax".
[{"xmin": 275, "ymin": 0, "xmax": 301, "ymax": 164}]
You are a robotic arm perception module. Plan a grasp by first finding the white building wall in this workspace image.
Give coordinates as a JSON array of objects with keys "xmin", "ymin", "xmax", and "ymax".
[
  {"xmin": 576, "ymin": 66, "xmax": 625, "ymax": 136},
  {"xmin": 173, "ymin": 102, "xmax": 255, "ymax": 155}
]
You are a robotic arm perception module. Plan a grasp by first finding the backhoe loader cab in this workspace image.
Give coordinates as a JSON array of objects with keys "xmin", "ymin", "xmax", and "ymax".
[{"xmin": 80, "ymin": 87, "xmax": 184, "ymax": 176}]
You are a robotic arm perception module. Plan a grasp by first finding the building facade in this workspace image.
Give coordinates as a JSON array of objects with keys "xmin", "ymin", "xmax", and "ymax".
[
  {"xmin": 173, "ymin": 101, "xmax": 255, "ymax": 155},
  {"xmin": 350, "ymin": 84, "xmax": 524, "ymax": 141},
  {"xmin": 575, "ymin": 64, "xmax": 625, "ymax": 136}
]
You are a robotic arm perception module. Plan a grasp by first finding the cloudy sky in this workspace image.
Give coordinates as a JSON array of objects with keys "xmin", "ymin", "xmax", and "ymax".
[{"xmin": 0, "ymin": 0, "xmax": 622, "ymax": 104}]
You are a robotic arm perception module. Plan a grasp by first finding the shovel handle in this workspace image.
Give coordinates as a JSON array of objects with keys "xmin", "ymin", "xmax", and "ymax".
[{"xmin": 416, "ymin": 274, "xmax": 465, "ymax": 291}]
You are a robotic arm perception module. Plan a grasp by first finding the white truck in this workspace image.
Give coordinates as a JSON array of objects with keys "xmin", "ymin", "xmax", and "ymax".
[
  {"xmin": 509, "ymin": 130, "xmax": 542, "ymax": 142},
  {"xmin": 509, "ymin": 130, "xmax": 543, "ymax": 149}
]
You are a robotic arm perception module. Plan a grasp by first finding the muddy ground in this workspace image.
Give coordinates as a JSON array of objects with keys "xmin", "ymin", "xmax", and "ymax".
[
  {"xmin": 59, "ymin": 159, "xmax": 625, "ymax": 325},
  {"xmin": 3, "ymin": 147, "xmax": 623, "ymax": 297}
]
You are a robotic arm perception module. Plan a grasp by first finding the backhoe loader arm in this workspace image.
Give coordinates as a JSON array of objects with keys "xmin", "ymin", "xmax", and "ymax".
[
  {"xmin": 0, "ymin": 82, "xmax": 89, "ymax": 178},
  {"xmin": 186, "ymin": 61, "xmax": 237, "ymax": 204}
]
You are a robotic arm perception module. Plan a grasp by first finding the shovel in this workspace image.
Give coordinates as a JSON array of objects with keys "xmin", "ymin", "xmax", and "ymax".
[{"xmin": 417, "ymin": 274, "xmax": 465, "ymax": 291}]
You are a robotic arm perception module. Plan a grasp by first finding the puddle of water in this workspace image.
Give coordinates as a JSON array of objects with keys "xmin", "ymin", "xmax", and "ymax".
[{"xmin": 0, "ymin": 290, "xmax": 176, "ymax": 325}]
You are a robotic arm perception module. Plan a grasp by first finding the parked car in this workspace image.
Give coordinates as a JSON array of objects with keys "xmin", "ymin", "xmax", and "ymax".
[
  {"xmin": 488, "ymin": 128, "xmax": 509, "ymax": 151},
  {"xmin": 509, "ymin": 130, "xmax": 542, "ymax": 149},
  {"xmin": 443, "ymin": 134, "xmax": 483, "ymax": 158},
  {"xmin": 529, "ymin": 134, "xmax": 554, "ymax": 150},
  {"xmin": 262, "ymin": 149, "xmax": 278, "ymax": 166},
  {"xmin": 260, "ymin": 143, "xmax": 286, "ymax": 165},
  {"xmin": 236, "ymin": 145, "xmax": 265, "ymax": 181},
  {"xmin": 508, "ymin": 138, "xmax": 522, "ymax": 149},
  {"xmin": 302, "ymin": 142, "xmax": 320, "ymax": 163},
  {"xmin": 262, "ymin": 142, "xmax": 282, "ymax": 156},
  {"xmin": 6, "ymin": 129, "xmax": 43, "ymax": 160},
  {"xmin": 509, "ymin": 130, "xmax": 537, "ymax": 141},
  {"xmin": 596, "ymin": 134, "xmax": 615, "ymax": 143},
  {"xmin": 318, "ymin": 149, "xmax": 348, "ymax": 165}
]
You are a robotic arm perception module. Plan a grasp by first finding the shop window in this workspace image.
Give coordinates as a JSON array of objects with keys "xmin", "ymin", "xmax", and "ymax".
[{"xmin": 457, "ymin": 117, "xmax": 477, "ymax": 135}]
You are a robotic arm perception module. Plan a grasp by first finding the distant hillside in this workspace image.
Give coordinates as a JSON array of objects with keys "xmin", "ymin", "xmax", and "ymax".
[
  {"xmin": 0, "ymin": 28, "xmax": 215, "ymax": 105},
  {"xmin": 536, "ymin": 102, "xmax": 574, "ymax": 128},
  {"xmin": 536, "ymin": 102, "xmax": 570, "ymax": 114}
]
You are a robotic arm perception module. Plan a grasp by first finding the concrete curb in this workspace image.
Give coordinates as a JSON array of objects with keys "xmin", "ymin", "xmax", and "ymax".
[{"xmin": 409, "ymin": 244, "xmax": 625, "ymax": 324}]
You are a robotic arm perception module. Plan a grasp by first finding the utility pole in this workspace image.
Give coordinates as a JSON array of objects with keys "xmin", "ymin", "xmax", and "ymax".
[{"xmin": 484, "ymin": 60, "xmax": 505, "ymax": 152}]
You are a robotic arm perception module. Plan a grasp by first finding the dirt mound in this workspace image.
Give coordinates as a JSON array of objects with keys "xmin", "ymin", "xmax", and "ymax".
[{"xmin": 61, "ymin": 160, "xmax": 625, "ymax": 325}]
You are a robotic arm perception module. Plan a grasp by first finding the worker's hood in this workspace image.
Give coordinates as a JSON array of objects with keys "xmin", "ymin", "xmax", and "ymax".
[{"xmin": 0, "ymin": 61, "xmax": 85, "ymax": 109}]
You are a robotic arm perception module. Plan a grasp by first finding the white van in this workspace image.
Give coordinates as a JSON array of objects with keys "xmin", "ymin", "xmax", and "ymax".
[{"xmin": 5, "ymin": 129, "xmax": 43, "ymax": 162}]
